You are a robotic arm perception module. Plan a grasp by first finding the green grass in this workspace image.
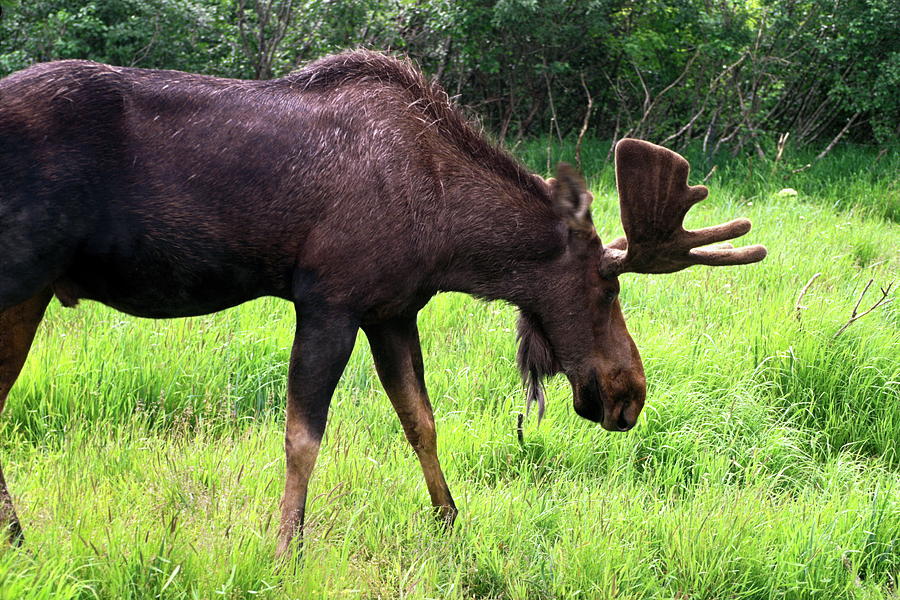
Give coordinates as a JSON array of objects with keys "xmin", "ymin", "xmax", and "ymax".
[{"xmin": 1, "ymin": 140, "xmax": 898, "ymax": 599}]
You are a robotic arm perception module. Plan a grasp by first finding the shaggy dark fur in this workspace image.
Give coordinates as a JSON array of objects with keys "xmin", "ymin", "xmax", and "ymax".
[
  {"xmin": 516, "ymin": 311, "xmax": 561, "ymax": 420},
  {"xmin": 287, "ymin": 52, "xmax": 547, "ymax": 201}
]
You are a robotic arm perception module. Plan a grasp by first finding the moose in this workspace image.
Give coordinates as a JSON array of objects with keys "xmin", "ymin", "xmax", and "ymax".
[{"xmin": 0, "ymin": 50, "xmax": 766, "ymax": 555}]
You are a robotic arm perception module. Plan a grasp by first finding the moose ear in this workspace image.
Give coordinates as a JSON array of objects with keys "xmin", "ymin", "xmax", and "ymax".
[{"xmin": 550, "ymin": 163, "xmax": 593, "ymax": 231}]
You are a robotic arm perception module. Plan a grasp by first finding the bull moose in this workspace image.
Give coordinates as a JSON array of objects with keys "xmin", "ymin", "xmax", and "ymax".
[{"xmin": 0, "ymin": 50, "xmax": 766, "ymax": 555}]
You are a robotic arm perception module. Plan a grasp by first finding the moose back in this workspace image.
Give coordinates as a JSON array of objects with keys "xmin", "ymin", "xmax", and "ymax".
[{"xmin": 0, "ymin": 50, "xmax": 765, "ymax": 555}]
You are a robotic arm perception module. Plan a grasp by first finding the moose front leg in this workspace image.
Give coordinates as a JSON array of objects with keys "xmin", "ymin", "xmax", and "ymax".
[
  {"xmin": 365, "ymin": 316, "xmax": 457, "ymax": 526},
  {"xmin": 276, "ymin": 308, "xmax": 358, "ymax": 558}
]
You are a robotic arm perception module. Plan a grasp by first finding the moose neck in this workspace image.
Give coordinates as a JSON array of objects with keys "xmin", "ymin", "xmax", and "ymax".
[{"xmin": 435, "ymin": 177, "xmax": 566, "ymax": 309}]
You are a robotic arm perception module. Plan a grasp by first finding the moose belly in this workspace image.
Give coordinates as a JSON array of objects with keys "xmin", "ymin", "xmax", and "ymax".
[{"xmin": 53, "ymin": 252, "xmax": 291, "ymax": 318}]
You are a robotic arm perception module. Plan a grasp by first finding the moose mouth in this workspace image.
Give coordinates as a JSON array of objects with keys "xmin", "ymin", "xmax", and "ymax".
[
  {"xmin": 573, "ymin": 373, "xmax": 637, "ymax": 432},
  {"xmin": 573, "ymin": 373, "xmax": 605, "ymax": 423}
]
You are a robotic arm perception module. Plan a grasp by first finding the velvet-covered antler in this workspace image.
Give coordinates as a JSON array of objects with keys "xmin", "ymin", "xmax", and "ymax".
[{"xmin": 601, "ymin": 139, "xmax": 767, "ymax": 275}]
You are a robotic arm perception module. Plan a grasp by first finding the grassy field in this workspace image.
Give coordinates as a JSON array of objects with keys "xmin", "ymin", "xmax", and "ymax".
[{"xmin": 0, "ymin": 140, "xmax": 897, "ymax": 599}]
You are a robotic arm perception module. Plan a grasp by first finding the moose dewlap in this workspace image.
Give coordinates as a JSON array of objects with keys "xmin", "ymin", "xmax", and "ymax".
[{"xmin": 0, "ymin": 50, "xmax": 766, "ymax": 555}]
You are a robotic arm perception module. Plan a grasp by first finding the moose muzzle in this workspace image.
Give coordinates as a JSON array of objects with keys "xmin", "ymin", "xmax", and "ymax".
[{"xmin": 573, "ymin": 370, "xmax": 646, "ymax": 431}]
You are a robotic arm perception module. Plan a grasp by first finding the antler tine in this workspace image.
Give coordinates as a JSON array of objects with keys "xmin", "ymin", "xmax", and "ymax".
[{"xmin": 602, "ymin": 139, "xmax": 767, "ymax": 275}]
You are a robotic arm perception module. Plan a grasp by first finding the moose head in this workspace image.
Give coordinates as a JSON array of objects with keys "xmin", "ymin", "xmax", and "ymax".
[{"xmin": 518, "ymin": 139, "xmax": 767, "ymax": 431}]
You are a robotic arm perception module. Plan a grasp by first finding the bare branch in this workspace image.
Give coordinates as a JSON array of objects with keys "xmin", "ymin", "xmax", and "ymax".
[
  {"xmin": 575, "ymin": 72, "xmax": 594, "ymax": 172},
  {"xmin": 631, "ymin": 51, "xmax": 699, "ymax": 139},
  {"xmin": 853, "ymin": 279, "xmax": 874, "ymax": 315},
  {"xmin": 660, "ymin": 106, "xmax": 705, "ymax": 147},
  {"xmin": 775, "ymin": 132, "xmax": 789, "ymax": 163},
  {"xmin": 237, "ymin": 0, "xmax": 251, "ymax": 58},
  {"xmin": 795, "ymin": 272, "xmax": 821, "ymax": 324},
  {"xmin": 605, "ymin": 115, "xmax": 620, "ymax": 163},
  {"xmin": 834, "ymin": 280, "xmax": 894, "ymax": 338},
  {"xmin": 542, "ymin": 57, "xmax": 561, "ymax": 174},
  {"xmin": 632, "ymin": 62, "xmax": 651, "ymax": 122},
  {"xmin": 542, "ymin": 65, "xmax": 563, "ymax": 145},
  {"xmin": 816, "ymin": 112, "xmax": 861, "ymax": 161}
]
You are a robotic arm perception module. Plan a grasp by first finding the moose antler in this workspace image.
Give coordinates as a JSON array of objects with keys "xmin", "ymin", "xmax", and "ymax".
[{"xmin": 601, "ymin": 139, "xmax": 767, "ymax": 275}]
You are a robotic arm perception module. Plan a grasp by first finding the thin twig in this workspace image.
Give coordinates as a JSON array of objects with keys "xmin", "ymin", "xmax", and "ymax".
[
  {"xmin": 854, "ymin": 280, "xmax": 874, "ymax": 315},
  {"xmin": 775, "ymin": 132, "xmax": 789, "ymax": 163},
  {"xmin": 575, "ymin": 72, "xmax": 594, "ymax": 172},
  {"xmin": 542, "ymin": 59, "xmax": 563, "ymax": 144},
  {"xmin": 629, "ymin": 51, "xmax": 698, "ymax": 140},
  {"xmin": 605, "ymin": 115, "xmax": 620, "ymax": 163},
  {"xmin": 659, "ymin": 105, "xmax": 705, "ymax": 147},
  {"xmin": 816, "ymin": 112, "xmax": 860, "ymax": 161},
  {"xmin": 543, "ymin": 58, "xmax": 559, "ymax": 174},
  {"xmin": 795, "ymin": 272, "xmax": 821, "ymax": 323},
  {"xmin": 834, "ymin": 280, "xmax": 894, "ymax": 338}
]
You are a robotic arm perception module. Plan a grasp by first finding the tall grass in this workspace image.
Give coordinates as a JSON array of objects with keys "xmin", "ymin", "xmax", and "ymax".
[{"xmin": 0, "ymin": 141, "xmax": 897, "ymax": 599}]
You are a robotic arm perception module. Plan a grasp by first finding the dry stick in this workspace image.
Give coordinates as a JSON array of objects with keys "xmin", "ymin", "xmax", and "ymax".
[
  {"xmin": 702, "ymin": 165, "xmax": 717, "ymax": 183},
  {"xmin": 631, "ymin": 51, "xmax": 698, "ymax": 140},
  {"xmin": 602, "ymin": 71, "xmax": 637, "ymax": 145},
  {"xmin": 712, "ymin": 123, "xmax": 740, "ymax": 156},
  {"xmin": 546, "ymin": 121, "xmax": 553, "ymax": 175},
  {"xmin": 633, "ymin": 62, "xmax": 652, "ymax": 134},
  {"xmin": 542, "ymin": 63, "xmax": 563, "ymax": 144},
  {"xmin": 659, "ymin": 56, "xmax": 741, "ymax": 149},
  {"xmin": 816, "ymin": 111, "xmax": 861, "ymax": 161},
  {"xmin": 543, "ymin": 63, "xmax": 561, "ymax": 174},
  {"xmin": 433, "ymin": 36, "xmax": 452, "ymax": 83},
  {"xmin": 702, "ymin": 111, "xmax": 716, "ymax": 155},
  {"xmin": 575, "ymin": 72, "xmax": 594, "ymax": 172},
  {"xmin": 775, "ymin": 132, "xmax": 789, "ymax": 163},
  {"xmin": 659, "ymin": 105, "xmax": 705, "ymax": 147},
  {"xmin": 605, "ymin": 116, "xmax": 620, "ymax": 163},
  {"xmin": 834, "ymin": 280, "xmax": 894, "ymax": 338},
  {"xmin": 795, "ymin": 272, "xmax": 821, "ymax": 324},
  {"xmin": 129, "ymin": 16, "xmax": 162, "ymax": 67},
  {"xmin": 692, "ymin": 58, "xmax": 748, "ymax": 157},
  {"xmin": 736, "ymin": 86, "xmax": 766, "ymax": 160},
  {"xmin": 792, "ymin": 112, "xmax": 864, "ymax": 175}
]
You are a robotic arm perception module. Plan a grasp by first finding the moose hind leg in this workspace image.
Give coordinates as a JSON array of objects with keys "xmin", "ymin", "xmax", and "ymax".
[
  {"xmin": 365, "ymin": 316, "xmax": 457, "ymax": 525},
  {"xmin": 0, "ymin": 288, "xmax": 52, "ymax": 545}
]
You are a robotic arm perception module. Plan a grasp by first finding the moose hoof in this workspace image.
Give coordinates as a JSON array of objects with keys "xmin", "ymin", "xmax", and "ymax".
[
  {"xmin": 275, "ymin": 528, "xmax": 307, "ymax": 561},
  {"xmin": 2, "ymin": 521, "xmax": 24, "ymax": 547},
  {"xmin": 435, "ymin": 504, "xmax": 458, "ymax": 529}
]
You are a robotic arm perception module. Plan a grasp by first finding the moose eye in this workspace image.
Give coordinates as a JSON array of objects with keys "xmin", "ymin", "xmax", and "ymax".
[{"xmin": 602, "ymin": 287, "xmax": 619, "ymax": 304}]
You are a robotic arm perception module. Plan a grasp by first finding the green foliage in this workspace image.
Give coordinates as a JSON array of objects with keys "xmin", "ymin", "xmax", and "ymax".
[
  {"xmin": 0, "ymin": 0, "xmax": 232, "ymax": 75},
  {"xmin": 2, "ymin": 0, "xmax": 897, "ymax": 150}
]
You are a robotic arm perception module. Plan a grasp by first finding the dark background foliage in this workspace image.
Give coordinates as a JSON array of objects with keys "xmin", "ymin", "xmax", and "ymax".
[{"xmin": 1, "ymin": 0, "xmax": 897, "ymax": 153}]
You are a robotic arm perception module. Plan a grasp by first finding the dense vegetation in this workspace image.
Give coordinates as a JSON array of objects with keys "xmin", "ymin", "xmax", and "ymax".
[
  {"xmin": 0, "ymin": 140, "xmax": 897, "ymax": 598},
  {"xmin": 1, "ymin": 2, "xmax": 898, "ymax": 597},
  {"xmin": 2, "ymin": 0, "xmax": 898, "ymax": 152}
]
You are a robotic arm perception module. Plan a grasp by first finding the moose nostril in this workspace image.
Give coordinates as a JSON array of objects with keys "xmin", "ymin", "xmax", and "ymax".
[{"xmin": 616, "ymin": 412, "xmax": 632, "ymax": 431}]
